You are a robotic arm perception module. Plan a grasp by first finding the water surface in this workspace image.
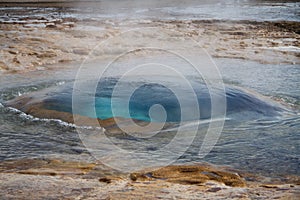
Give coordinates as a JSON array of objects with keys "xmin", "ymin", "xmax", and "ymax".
[
  {"xmin": 1, "ymin": 57, "xmax": 299, "ymax": 177},
  {"xmin": 1, "ymin": 0, "xmax": 299, "ymax": 23},
  {"xmin": 0, "ymin": 1, "xmax": 299, "ymax": 177}
]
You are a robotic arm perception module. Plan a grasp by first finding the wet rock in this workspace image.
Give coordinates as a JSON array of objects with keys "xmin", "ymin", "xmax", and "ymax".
[
  {"xmin": 260, "ymin": 184, "xmax": 279, "ymax": 189},
  {"xmin": 273, "ymin": 21, "xmax": 300, "ymax": 34},
  {"xmin": 72, "ymin": 48, "xmax": 90, "ymax": 55},
  {"xmin": 1, "ymin": 18, "xmax": 299, "ymax": 74},
  {"xmin": 0, "ymin": 158, "xmax": 299, "ymax": 199},
  {"xmin": 45, "ymin": 23, "xmax": 57, "ymax": 29},
  {"xmin": 130, "ymin": 165, "xmax": 246, "ymax": 187},
  {"xmin": 8, "ymin": 50, "xmax": 18, "ymax": 55},
  {"xmin": 0, "ymin": 61, "xmax": 9, "ymax": 71},
  {"xmin": 12, "ymin": 57, "xmax": 20, "ymax": 64},
  {"xmin": 206, "ymin": 187, "xmax": 222, "ymax": 192},
  {"xmin": 58, "ymin": 59, "xmax": 72, "ymax": 63},
  {"xmin": 99, "ymin": 177, "xmax": 112, "ymax": 183},
  {"xmin": 18, "ymin": 169, "xmax": 86, "ymax": 176},
  {"xmin": 130, "ymin": 173, "xmax": 152, "ymax": 182},
  {"xmin": 36, "ymin": 51, "xmax": 57, "ymax": 58},
  {"xmin": 0, "ymin": 158, "xmax": 96, "ymax": 176},
  {"xmin": 99, "ymin": 176, "xmax": 123, "ymax": 184},
  {"xmin": 62, "ymin": 22, "xmax": 75, "ymax": 28}
]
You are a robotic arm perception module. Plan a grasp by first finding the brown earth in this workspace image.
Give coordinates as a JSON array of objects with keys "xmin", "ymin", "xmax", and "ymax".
[
  {"xmin": 0, "ymin": 158, "xmax": 299, "ymax": 200},
  {"xmin": 0, "ymin": 19, "xmax": 299, "ymax": 73}
]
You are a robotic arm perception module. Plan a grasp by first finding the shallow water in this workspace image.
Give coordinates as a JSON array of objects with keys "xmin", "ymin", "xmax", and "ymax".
[
  {"xmin": 0, "ymin": 1, "xmax": 299, "ymax": 177},
  {"xmin": 1, "ymin": 0, "xmax": 299, "ymax": 23},
  {"xmin": 0, "ymin": 57, "xmax": 299, "ymax": 177}
]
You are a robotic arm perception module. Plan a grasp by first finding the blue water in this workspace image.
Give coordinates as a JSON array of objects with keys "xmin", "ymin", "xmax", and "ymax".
[
  {"xmin": 0, "ymin": 0, "xmax": 299, "ymax": 178},
  {"xmin": 0, "ymin": 58, "xmax": 299, "ymax": 177},
  {"xmin": 40, "ymin": 77, "xmax": 285, "ymax": 123}
]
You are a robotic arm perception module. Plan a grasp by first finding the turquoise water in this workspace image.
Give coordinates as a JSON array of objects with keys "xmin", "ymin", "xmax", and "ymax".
[
  {"xmin": 39, "ymin": 77, "xmax": 285, "ymax": 123},
  {"xmin": 0, "ymin": 0, "xmax": 299, "ymax": 177},
  {"xmin": 0, "ymin": 58, "xmax": 299, "ymax": 177}
]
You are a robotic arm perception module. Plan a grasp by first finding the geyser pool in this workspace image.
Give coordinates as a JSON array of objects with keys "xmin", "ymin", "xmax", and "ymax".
[{"xmin": 37, "ymin": 77, "xmax": 286, "ymax": 123}]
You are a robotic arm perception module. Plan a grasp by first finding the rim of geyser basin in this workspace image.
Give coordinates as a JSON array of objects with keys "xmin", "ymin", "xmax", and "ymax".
[{"xmin": 72, "ymin": 27, "xmax": 226, "ymax": 172}]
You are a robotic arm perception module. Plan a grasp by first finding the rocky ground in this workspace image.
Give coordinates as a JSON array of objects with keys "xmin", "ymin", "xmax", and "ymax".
[
  {"xmin": 0, "ymin": 158, "xmax": 299, "ymax": 199},
  {"xmin": 0, "ymin": 18, "xmax": 299, "ymax": 73}
]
